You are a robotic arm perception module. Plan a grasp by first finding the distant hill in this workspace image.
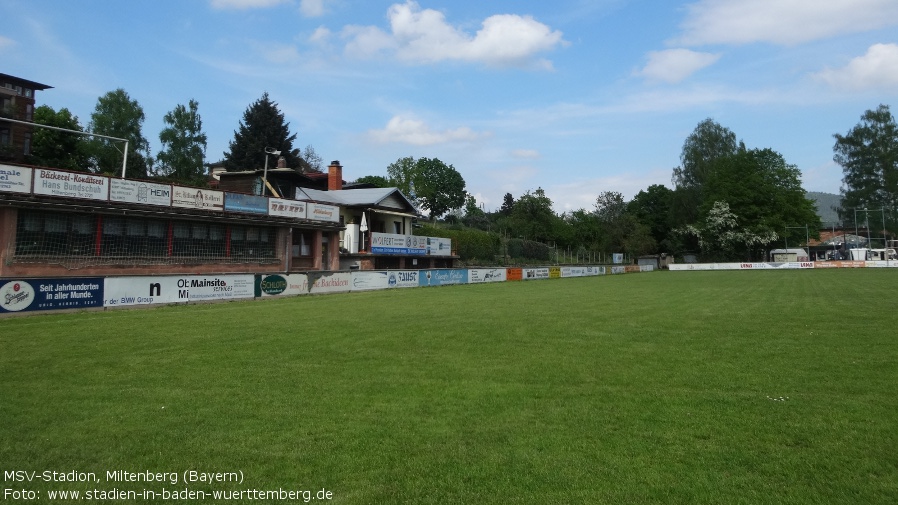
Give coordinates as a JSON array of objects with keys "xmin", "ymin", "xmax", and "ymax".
[{"xmin": 807, "ymin": 191, "xmax": 841, "ymax": 224}]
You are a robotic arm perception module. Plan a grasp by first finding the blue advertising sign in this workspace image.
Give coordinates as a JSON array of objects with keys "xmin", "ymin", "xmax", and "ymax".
[
  {"xmin": 419, "ymin": 269, "xmax": 468, "ymax": 286},
  {"xmin": 0, "ymin": 278, "xmax": 104, "ymax": 313},
  {"xmin": 224, "ymin": 192, "xmax": 269, "ymax": 215},
  {"xmin": 370, "ymin": 233, "xmax": 428, "ymax": 255}
]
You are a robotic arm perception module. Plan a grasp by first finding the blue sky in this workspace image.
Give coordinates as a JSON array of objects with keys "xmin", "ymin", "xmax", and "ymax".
[{"xmin": 3, "ymin": 0, "xmax": 898, "ymax": 213}]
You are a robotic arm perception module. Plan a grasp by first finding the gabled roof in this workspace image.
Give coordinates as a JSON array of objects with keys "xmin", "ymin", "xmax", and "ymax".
[{"xmin": 296, "ymin": 187, "xmax": 419, "ymax": 215}]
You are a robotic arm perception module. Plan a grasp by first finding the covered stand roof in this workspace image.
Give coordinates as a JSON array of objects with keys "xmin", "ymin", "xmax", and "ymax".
[{"xmin": 296, "ymin": 187, "xmax": 420, "ymax": 217}]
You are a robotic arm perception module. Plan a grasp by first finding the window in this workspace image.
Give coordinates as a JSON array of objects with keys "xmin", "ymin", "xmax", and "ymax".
[
  {"xmin": 25, "ymin": 104, "xmax": 32, "ymax": 121},
  {"xmin": 293, "ymin": 231, "xmax": 313, "ymax": 256},
  {"xmin": 14, "ymin": 211, "xmax": 98, "ymax": 257},
  {"xmin": 23, "ymin": 133, "xmax": 31, "ymax": 155},
  {"xmin": 231, "ymin": 225, "xmax": 276, "ymax": 259},
  {"xmin": 101, "ymin": 216, "xmax": 126, "ymax": 256},
  {"xmin": 0, "ymin": 127, "xmax": 10, "ymax": 146}
]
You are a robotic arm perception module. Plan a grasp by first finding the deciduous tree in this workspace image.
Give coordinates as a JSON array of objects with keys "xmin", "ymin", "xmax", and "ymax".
[
  {"xmin": 833, "ymin": 104, "xmax": 898, "ymax": 232},
  {"xmin": 156, "ymin": 99, "xmax": 207, "ymax": 184},
  {"xmin": 88, "ymin": 89, "xmax": 151, "ymax": 178},
  {"xmin": 413, "ymin": 157, "xmax": 467, "ymax": 219},
  {"xmin": 29, "ymin": 105, "xmax": 90, "ymax": 171}
]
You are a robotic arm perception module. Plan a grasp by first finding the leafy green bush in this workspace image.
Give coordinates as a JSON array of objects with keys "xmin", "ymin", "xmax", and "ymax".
[{"xmin": 418, "ymin": 225, "xmax": 500, "ymax": 263}]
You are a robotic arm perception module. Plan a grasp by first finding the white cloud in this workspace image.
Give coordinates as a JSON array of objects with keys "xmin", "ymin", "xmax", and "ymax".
[
  {"xmin": 309, "ymin": 26, "xmax": 332, "ymax": 44},
  {"xmin": 342, "ymin": 1, "xmax": 565, "ymax": 68},
  {"xmin": 299, "ymin": 0, "xmax": 331, "ymax": 17},
  {"xmin": 637, "ymin": 48, "xmax": 721, "ymax": 83},
  {"xmin": 367, "ymin": 116, "xmax": 488, "ymax": 146},
  {"xmin": 0, "ymin": 35, "xmax": 15, "ymax": 51},
  {"xmin": 342, "ymin": 25, "xmax": 398, "ymax": 59},
  {"xmin": 814, "ymin": 43, "xmax": 898, "ymax": 91},
  {"xmin": 675, "ymin": 0, "xmax": 898, "ymax": 46},
  {"xmin": 511, "ymin": 149, "xmax": 540, "ymax": 159},
  {"xmin": 209, "ymin": 0, "xmax": 288, "ymax": 9}
]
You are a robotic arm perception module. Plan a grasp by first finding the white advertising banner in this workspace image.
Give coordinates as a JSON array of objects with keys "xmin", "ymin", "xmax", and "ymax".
[
  {"xmin": 669, "ymin": 263, "xmax": 718, "ymax": 271},
  {"xmin": 308, "ymin": 203, "xmax": 340, "ymax": 222},
  {"xmin": 610, "ymin": 266, "xmax": 627, "ymax": 274},
  {"xmin": 522, "ymin": 267, "xmax": 550, "ymax": 280},
  {"xmin": 866, "ymin": 261, "xmax": 898, "ymax": 268},
  {"xmin": 585, "ymin": 266, "xmax": 605, "ymax": 276},
  {"xmin": 387, "ymin": 270, "xmax": 421, "ymax": 288},
  {"xmin": 561, "ymin": 266, "xmax": 591, "ymax": 277},
  {"xmin": 468, "ymin": 268, "xmax": 507, "ymax": 283},
  {"xmin": 309, "ymin": 272, "xmax": 352, "ymax": 294},
  {"xmin": 33, "ymin": 169, "xmax": 109, "ymax": 200},
  {"xmin": 104, "ymin": 275, "xmax": 254, "ymax": 307},
  {"xmin": 669, "ymin": 262, "xmax": 816, "ymax": 271},
  {"xmin": 109, "ymin": 179, "xmax": 171, "ymax": 206},
  {"xmin": 351, "ymin": 271, "xmax": 391, "ymax": 291},
  {"xmin": 171, "ymin": 185, "xmax": 224, "ymax": 211},
  {"xmin": 0, "ymin": 165, "xmax": 32, "ymax": 193},
  {"xmin": 269, "ymin": 198, "xmax": 307, "ymax": 219},
  {"xmin": 428, "ymin": 237, "xmax": 452, "ymax": 256}
]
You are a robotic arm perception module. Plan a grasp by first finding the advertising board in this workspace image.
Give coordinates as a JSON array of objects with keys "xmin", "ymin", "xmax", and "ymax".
[
  {"xmin": 0, "ymin": 278, "xmax": 103, "ymax": 313},
  {"xmin": 256, "ymin": 273, "xmax": 309, "ymax": 297},
  {"xmin": 269, "ymin": 198, "xmax": 307, "ymax": 219},
  {"xmin": 387, "ymin": 270, "xmax": 422, "ymax": 288},
  {"xmin": 468, "ymin": 268, "xmax": 507, "ymax": 283},
  {"xmin": 371, "ymin": 233, "xmax": 428, "ymax": 255},
  {"xmin": 428, "ymin": 237, "xmax": 452, "ymax": 256},
  {"xmin": 171, "ymin": 186, "xmax": 224, "ymax": 211},
  {"xmin": 0, "ymin": 164, "xmax": 32, "ymax": 194},
  {"xmin": 109, "ymin": 179, "xmax": 171, "ymax": 206},
  {"xmin": 522, "ymin": 268, "xmax": 550, "ymax": 280},
  {"xmin": 506, "ymin": 268, "xmax": 523, "ymax": 281},
  {"xmin": 308, "ymin": 203, "xmax": 340, "ymax": 223},
  {"xmin": 225, "ymin": 193, "xmax": 269, "ymax": 214},
  {"xmin": 351, "ymin": 271, "xmax": 391, "ymax": 291},
  {"xmin": 561, "ymin": 266, "xmax": 588, "ymax": 277},
  {"xmin": 420, "ymin": 269, "xmax": 468, "ymax": 286},
  {"xmin": 813, "ymin": 261, "xmax": 865, "ymax": 268},
  {"xmin": 103, "ymin": 275, "xmax": 254, "ymax": 307},
  {"xmin": 587, "ymin": 266, "xmax": 605, "ymax": 276},
  {"xmin": 33, "ymin": 169, "xmax": 109, "ymax": 201},
  {"xmin": 309, "ymin": 272, "xmax": 352, "ymax": 294}
]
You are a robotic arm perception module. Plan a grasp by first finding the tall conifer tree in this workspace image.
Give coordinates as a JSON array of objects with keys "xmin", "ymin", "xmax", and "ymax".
[{"xmin": 223, "ymin": 92, "xmax": 300, "ymax": 171}]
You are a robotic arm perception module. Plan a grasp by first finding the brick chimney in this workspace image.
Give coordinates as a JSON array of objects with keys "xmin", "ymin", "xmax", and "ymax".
[{"xmin": 328, "ymin": 160, "xmax": 343, "ymax": 191}]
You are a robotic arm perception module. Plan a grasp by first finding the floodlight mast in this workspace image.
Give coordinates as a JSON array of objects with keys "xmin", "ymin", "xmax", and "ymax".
[
  {"xmin": 262, "ymin": 147, "xmax": 281, "ymax": 196},
  {"xmin": 2, "ymin": 117, "xmax": 130, "ymax": 178}
]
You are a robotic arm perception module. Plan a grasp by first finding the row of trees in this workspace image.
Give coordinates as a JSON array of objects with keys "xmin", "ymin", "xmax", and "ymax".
[
  {"xmin": 29, "ymin": 90, "xmax": 320, "ymax": 185},
  {"xmin": 386, "ymin": 119, "xmax": 821, "ymax": 262},
  {"xmin": 406, "ymin": 105, "xmax": 896, "ymax": 263}
]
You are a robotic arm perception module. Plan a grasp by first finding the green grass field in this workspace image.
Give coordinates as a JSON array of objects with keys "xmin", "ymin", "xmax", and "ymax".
[{"xmin": 2, "ymin": 270, "xmax": 897, "ymax": 504}]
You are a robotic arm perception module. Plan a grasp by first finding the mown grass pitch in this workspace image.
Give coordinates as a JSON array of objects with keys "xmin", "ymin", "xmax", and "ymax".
[{"xmin": 2, "ymin": 270, "xmax": 897, "ymax": 504}]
